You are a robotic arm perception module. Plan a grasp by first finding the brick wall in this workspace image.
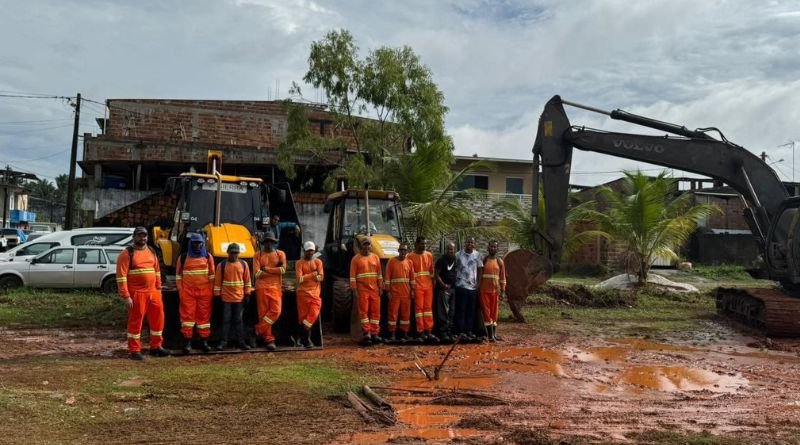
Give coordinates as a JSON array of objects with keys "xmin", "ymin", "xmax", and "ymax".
[{"xmin": 104, "ymin": 99, "xmax": 357, "ymax": 150}]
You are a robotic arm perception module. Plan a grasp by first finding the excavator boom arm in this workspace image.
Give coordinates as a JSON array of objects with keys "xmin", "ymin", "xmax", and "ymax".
[{"xmin": 533, "ymin": 95, "xmax": 788, "ymax": 270}]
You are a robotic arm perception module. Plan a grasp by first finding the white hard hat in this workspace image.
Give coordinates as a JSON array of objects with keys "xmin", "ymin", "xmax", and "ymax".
[{"xmin": 303, "ymin": 241, "xmax": 316, "ymax": 251}]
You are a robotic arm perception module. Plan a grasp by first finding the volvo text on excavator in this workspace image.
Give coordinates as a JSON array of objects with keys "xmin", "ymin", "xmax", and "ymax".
[{"xmin": 517, "ymin": 95, "xmax": 800, "ymax": 337}]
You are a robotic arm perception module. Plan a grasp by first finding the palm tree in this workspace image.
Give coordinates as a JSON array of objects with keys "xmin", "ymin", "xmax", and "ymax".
[
  {"xmin": 574, "ymin": 170, "xmax": 718, "ymax": 285},
  {"xmin": 493, "ymin": 196, "xmax": 609, "ymax": 260},
  {"xmin": 383, "ymin": 142, "xmax": 496, "ymax": 239}
]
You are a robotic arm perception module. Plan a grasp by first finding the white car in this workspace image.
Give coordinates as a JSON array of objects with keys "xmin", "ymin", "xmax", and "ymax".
[
  {"xmin": 0, "ymin": 227, "xmax": 134, "ymax": 263},
  {"xmin": 0, "ymin": 245, "xmax": 124, "ymax": 293}
]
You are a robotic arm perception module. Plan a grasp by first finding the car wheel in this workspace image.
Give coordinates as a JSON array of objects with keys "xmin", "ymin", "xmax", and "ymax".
[
  {"xmin": 0, "ymin": 275, "xmax": 22, "ymax": 292},
  {"xmin": 101, "ymin": 276, "xmax": 118, "ymax": 295}
]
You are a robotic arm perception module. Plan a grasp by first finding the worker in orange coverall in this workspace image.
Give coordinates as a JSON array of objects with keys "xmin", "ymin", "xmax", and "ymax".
[
  {"xmin": 213, "ymin": 243, "xmax": 253, "ymax": 350},
  {"xmin": 116, "ymin": 226, "xmax": 170, "ymax": 361},
  {"xmin": 350, "ymin": 237, "xmax": 383, "ymax": 345},
  {"xmin": 384, "ymin": 241, "xmax": 415, "ymax": 343},
  {"xmin": 176, "ymin": 233, "xmax": 215, "ymax": 354},
  {"xmin": 254, "ymin": 232, "xmax": 286, "ymax": 351},
  {"xmin": 295, "ymin": 241, "xmax": 324, "ymax": 348},
  {"xmin": 407, "ymin": 236, "xmax": 438, "ymax": 343},
  {"xmin": 479, "ymin": 240, "xmax": 506, "ymax": 342}
]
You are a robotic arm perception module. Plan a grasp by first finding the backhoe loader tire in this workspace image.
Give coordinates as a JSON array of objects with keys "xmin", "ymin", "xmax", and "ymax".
[{"xmin": 331, "ymin": 277, "xmax": 352, "ymax": 333}]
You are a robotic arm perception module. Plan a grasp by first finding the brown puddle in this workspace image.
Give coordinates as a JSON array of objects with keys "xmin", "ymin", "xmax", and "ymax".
[
  {"xmin": 614, "ymin": 365, "xmax": 747, "ymax": 393},
  {"xmin": 347, "ymin": 428, "xmax": 484, "ymax": 444}
]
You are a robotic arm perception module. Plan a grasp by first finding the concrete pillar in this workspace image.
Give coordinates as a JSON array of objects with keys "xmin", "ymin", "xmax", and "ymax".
[
  {"xmin": 135, "ymin": 164, "xmax": 142, "ymax": 191},
  {"xmin": 93, "ymin": 164, "xmax": 102, "ymax": 189}
]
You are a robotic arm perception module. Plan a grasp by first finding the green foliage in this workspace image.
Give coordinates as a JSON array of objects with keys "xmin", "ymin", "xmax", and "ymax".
[
  {"xmin": 284, "ymin": 29, "xmax": 452, "ymax": 195},
  {"xmin": 572, "ymin": 170, "xmax": 719, "ymax": 285},
  {"xmin": 0, "ymin": 289, "xmax": 127, "ymax": 328},
  {"xmin": 493, "ymin": 196, "xmax": 610, "ymax": 259},
  {"xmin": 689, "ymin": 264, "xmax": 754, "ymax": 281},
  {"xmin": 399, "ymin": 159, "xmax": 499, "ymax": 239}
]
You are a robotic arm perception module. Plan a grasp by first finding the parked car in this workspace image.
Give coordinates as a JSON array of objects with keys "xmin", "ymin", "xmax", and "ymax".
[
  {"xmin": 28, "ymin": 223, "xmax": 60, "ymax": 233},
  {"xmin": 0, "ymin": 227, "xmax": 134, "ymax": 263},
  {"xmin": 0, "ymin": 228, "xmax": 27, "ymax": 250},
  {"xmin": 0, "ymin": 245, "xmax": 124, "ymax": 293}
]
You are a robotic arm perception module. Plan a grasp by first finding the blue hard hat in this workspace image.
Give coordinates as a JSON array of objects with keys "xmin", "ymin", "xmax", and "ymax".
[{"xmin": 189, "ymin": 233, "xmax": 204, "ymax": 243}]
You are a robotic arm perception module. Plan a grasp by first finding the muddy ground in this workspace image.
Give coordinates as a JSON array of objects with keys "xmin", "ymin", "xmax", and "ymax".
[{"xmin": 1, "ymin": 292, "xmax": 800, "ymax": 444}]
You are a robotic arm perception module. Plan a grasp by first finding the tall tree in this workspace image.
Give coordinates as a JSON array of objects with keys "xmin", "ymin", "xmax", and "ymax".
[
  {"xmin": 282, "ymin": 29, "xmax": 453, "ymax": 192},
  {"xmin": 574, "ymin": 170, "xmax": 718, "ymax": 285}
]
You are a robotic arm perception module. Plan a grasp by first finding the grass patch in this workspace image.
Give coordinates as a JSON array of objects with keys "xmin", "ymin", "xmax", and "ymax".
[
  {"xmin": 0, "ymin": 288, "xmax": 127, "ymax": 328},
  {"xmin": 689, "ymin": 264, "xmax": 755, "ymax": 281},
  {"xmin": 508, "ymin": 286, "xmax": 717, "ymax": 337},
  {"xmin": 154, "ymin": 360, "xmax": 368, "ymax": 397},
  {"xmin": 630, "ymin": 430, "xmax": 747, "ymax": 445}
]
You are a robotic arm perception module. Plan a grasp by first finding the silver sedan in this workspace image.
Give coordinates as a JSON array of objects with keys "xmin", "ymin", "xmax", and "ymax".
[{"xmin": 0, "ymin": 246, "xmax": 123, "ymax": 293}]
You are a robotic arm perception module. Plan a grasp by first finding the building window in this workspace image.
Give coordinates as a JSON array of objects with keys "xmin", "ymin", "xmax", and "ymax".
[
  {"xmin": 457, "ymin": 174, "xmax": 489, "ymax": 191},
  {"xmin": 506, "ymin": 177, "xmax": 524, "ymax": 194}
]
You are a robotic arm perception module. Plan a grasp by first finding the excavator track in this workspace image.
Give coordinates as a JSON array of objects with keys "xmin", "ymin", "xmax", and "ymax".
[{"xmin": 715, "ymin": 287, "xmax": 800, "ymax": 337}]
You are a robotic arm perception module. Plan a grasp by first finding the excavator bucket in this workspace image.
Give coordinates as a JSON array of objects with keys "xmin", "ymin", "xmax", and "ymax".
[{"xmin": 504, "ymin": 249, "xmax": 553, "ymax": 323}]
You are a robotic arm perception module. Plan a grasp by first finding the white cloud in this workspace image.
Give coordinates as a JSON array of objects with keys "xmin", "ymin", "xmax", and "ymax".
[{"xmin": 0, "ymin": 0, "xmax": 798, "ymax": 185}]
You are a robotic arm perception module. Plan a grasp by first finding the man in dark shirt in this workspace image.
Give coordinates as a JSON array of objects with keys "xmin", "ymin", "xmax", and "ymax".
[{"xmin": 433, "ymin": 242, "xmax": 457, "ymax": 341}]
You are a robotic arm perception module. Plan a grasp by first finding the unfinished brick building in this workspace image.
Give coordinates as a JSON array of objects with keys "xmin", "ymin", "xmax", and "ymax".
[{"xmin": 79, "ymin": 99, "xmax": 355, "ymax": 226}]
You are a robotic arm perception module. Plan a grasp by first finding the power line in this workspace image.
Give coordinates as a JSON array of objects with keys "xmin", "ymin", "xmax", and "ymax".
[
  {"xmin": 0, "ymin": 123, "xmax": 74, "ymax": 135},
  {"xmin": 10, "ymin": 149, "xmax": 71, "ymax": 163}
]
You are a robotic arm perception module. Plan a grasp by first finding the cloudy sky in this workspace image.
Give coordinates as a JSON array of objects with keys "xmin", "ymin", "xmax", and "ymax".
[{"xmin": 1, "ymin": 0, "xmax": 798, "ymax": 186}]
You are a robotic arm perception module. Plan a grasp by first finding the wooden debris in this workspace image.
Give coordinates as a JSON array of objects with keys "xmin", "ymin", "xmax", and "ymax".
[
  {"xmin": 345, "ymin": 390, "xmax": 397, "ymax": 425},
  {"xmin": 345, "ymin": 391, "xmax": 373, "ymax": 422},
  {"xmin": 433, "ymin": 335, "xmax": 460, "ymax": 380},
  {"xmin": 413, "ymin": 351, "xmax": 433, "ymax": 381},
  {"xmin": 362, "ymin": 385, "xmax": 391, "ymax": 409}
]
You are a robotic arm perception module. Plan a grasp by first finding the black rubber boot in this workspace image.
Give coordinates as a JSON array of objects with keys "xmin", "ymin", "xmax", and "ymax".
[
  {"xmin": 266, "ymin": 342, "xmax": 277, "ymax": 351},
  {"xmin": 129, "ymin": 352, "xmax": 144, "ymax": 361},
  {"xmin": 182, "ymin": 338, "xmax": 192, "ymax": 355},
  {"xmin": 305, "ymin": 330, "xmax": 314, "ymax": 349},
  {"xmin": 149, "ymin": 347, "xmax": 170, "ymax": 357},
  {"xmin": 360, "ymin": 333, "xmax": 372, "ymax": 346},
  {"xmin": 216, "ymin": 340, "xmax": 227, "ymax": 351},
  {"xmin": 427, "ymin": 331, "xmax": 440, "ymax": 343},
  {"xmin": 488, "ymin": 326, "xmax": 496, "ymax": 343},
  {"xmin": 198, "ymin": 340, "xmax": 211, "ymax": 353}
]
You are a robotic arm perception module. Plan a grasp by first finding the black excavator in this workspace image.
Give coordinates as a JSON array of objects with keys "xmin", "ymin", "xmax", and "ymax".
[{"xmin": 514, "ymin": 94, "xmax": 800, "ymax": 337}]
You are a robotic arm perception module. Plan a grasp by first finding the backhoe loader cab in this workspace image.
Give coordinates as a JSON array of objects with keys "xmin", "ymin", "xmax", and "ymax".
[{"xmin": 322, "ymin": 189, "xmax": 403, "ymax": 332}]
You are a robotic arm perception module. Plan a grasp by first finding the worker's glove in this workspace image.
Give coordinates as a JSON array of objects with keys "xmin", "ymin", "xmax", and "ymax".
[{"xmin": 124, "ymin": 297, "xmax": 133, "ymax": 309}]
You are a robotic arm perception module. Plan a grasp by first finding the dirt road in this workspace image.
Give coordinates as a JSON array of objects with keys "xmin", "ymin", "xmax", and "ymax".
[{"xmin": 1, "ymin": 306, "xmax": 799, "ymax": 443}]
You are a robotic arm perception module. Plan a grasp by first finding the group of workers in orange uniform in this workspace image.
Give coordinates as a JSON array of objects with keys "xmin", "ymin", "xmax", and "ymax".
[
  {"xmin": 117, "ymin": 226, "xmax": 505, "ymax": 360},
  {"xmin": 116, "ymin": 227, "xmax": 323, "ymax": 361},
  {"xmin": 350, "ymin": 235, "xmax": 506, "ymax": 346}
]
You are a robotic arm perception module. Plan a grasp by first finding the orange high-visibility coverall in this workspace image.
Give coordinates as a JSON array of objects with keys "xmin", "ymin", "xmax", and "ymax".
[
  {"xmin": 176, "ymin": 254, "xmax": 215, "ymax": 339},
  {"xmin": 350, "ymin": 253, "xmax": 383, "ymax": 335},
  {"xmin": 116, "ymin": 247, "xmax": 163, "ymax": 353},
  {"xmin": 479, "ymin": 257, "xmax": 506, "ymax": 327},
  {"xmin": 296, "ymin": 257, "xmax": 324, "ymax": 330},
  {"xmin": 254, "ymin": 250, "xmax": 286, "ymax": 343},
  {"xmin": 212, "ymin": 260, "xmax": 253, "ymax": 302},
  {"xmin": 384, "ymin": 256, "xmax": 415, "ymax": 333},
  {"xmin": 407, "ymin": 251, "xmax": 434, "ymax": 332}
]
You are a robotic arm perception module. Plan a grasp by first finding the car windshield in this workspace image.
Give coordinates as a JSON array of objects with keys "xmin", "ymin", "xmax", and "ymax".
[
  {"xmin": 2, "ymin": 229, "xmax": 19, "ymax": 236},
  {"xmin": 183, "ymin": 179, "xmax": 262, "ymax": 232},
  {"xmin": 342, "ymin": 198, "xmax": 401, "ymax": 238}
]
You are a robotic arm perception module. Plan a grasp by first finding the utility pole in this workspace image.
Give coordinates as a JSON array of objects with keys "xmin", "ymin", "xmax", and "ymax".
[{"xmin": 64, "ymin": 93, "xmax": 81, "ymax": 229}]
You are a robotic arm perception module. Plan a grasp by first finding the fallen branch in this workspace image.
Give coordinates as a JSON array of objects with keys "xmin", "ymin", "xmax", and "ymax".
[
  {"xmin": 368, "ymin": 386, "xmax": 509, "ymax": 405},
  {"xmin": 413, "ymin": 351, "xmax": 433, "ymax": 381},
  {"xmin": 345, "ymin": 391, "xmax": 373, "ymax": 423},
  {"xmin": 346, "ymin": 391, "xmax": 397, "ymax": 425},
  {"xmin": 362, "ymin": 385, "xmax": 391, "ymax": 409},
  {"xmin": 433, "ymin": 335, "xmax": 460, "ymax": 380}
]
